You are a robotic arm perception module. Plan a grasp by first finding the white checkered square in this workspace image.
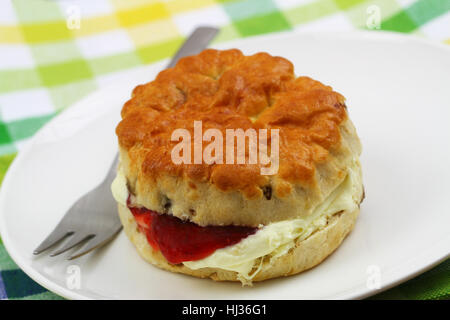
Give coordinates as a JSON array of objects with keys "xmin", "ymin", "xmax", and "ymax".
[
  {"xmin": 0, "ymin": 0, "xmax": 17, "ymax": 24},
  {"xmin": 76, "ymin": 30, "xmax": 134, "ymax": 59},
  {"xmin": 294, "ymin": 13, "xmax": 355, "ymax": 32},
  {"xmin": 0, "ymin": 89, "xmax": 54, "ymax": 122},
  {"xmin": 274, "ymin": 0, "xmax": 316, "ymax": 10},
  {"xmin": 396, "ymin": 0, "xmax": 417, "ymax": 8},
  {"xmin": 420, "ymin": 12, "xmax": 450, "ymax": 42},
  {"xmin": 0, "ymin": 44, "xmax": 35, "ymax": 69}
]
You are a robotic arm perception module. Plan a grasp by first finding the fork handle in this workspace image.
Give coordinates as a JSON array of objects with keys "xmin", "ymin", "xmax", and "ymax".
[
  {"xmin": 104, "ymin": 26, "xmax": 220, "ymax": 185},
  {"xmin": 166, "ymin": 27, "xmax": 219, "ymax": 68}
]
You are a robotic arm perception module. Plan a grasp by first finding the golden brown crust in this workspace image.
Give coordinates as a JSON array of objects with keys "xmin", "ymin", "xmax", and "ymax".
[
  {"xmin": 116, "ymin": 49, "xmax": 361, "ymax": 226},
  {"xmin": 118, "ymin": 202, "xmax": 360, "ymax": 284}
]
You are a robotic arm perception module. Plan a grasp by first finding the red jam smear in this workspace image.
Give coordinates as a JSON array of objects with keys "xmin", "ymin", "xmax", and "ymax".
[{"xmin": 127, "ymin": 201, "xmax": 257, "ymax": 264}]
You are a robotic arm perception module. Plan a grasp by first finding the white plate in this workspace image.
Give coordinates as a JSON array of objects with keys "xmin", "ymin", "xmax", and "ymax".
[{"xmin": 1, "ymin": 31, "xmax": 449, "ymax": 300}]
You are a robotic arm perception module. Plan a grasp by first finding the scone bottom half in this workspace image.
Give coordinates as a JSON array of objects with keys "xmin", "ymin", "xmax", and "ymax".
[{"xmin": 112, "ymin": 49, "xmax": 364, "ymax": 285}]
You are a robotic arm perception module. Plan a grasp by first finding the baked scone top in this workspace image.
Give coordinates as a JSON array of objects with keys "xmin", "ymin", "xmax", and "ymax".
[{"xmin": 116, "ymin": 49, "xmax": 361, "ymax": 226}]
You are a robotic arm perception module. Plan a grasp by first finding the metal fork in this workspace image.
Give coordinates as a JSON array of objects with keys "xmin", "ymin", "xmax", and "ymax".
[{"xmin": 33, "ymin": 26, "xmax": 219, "ymax": 260}]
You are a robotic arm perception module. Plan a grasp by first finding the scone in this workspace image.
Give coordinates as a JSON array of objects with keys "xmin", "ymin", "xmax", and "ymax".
[{"xmin": 112, "ymin": 49, "xmax": 364, "ymax": 285}]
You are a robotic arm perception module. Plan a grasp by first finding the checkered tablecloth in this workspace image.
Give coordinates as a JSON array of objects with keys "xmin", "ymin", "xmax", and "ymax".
[{"xmin": 0, "ymin": 0, "xmax": 449, "ymax": 300}]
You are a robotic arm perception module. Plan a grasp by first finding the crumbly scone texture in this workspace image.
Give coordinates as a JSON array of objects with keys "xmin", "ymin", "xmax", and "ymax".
[
  {"xmin": 118, "ymin": 202, "xmax": 360, "ymax": 284},
  {"xmin": 116, "ymin": 49, "xmax": 362, "ymax": 226}
]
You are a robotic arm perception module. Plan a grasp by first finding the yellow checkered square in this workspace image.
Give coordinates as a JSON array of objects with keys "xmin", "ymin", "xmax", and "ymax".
[{"xmin": 116, "ymin": 3, "xmax": 170, "ymax": 27}]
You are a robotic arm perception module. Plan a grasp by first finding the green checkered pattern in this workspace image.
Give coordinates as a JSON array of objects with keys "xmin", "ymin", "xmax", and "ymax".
[{"xmin": 0, "ymin": 0, "xmax": 449, "ymax": 300}]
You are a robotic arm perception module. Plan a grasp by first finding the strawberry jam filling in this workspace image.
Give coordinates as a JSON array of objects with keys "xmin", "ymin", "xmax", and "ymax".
[{"xmin": 127, "ymin": 199, "xmax": 258, "ymax": 264}]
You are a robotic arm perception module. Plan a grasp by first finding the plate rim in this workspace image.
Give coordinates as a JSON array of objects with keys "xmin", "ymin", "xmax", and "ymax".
[{"xmin": 0, "ymin": 29, "xmax": 449, "ymax": 300}]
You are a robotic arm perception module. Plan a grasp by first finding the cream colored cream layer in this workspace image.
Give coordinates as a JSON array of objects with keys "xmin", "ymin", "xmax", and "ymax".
[{"xmin": 111, "ymin": 160, "xmax": 363, "ymax": 281}]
